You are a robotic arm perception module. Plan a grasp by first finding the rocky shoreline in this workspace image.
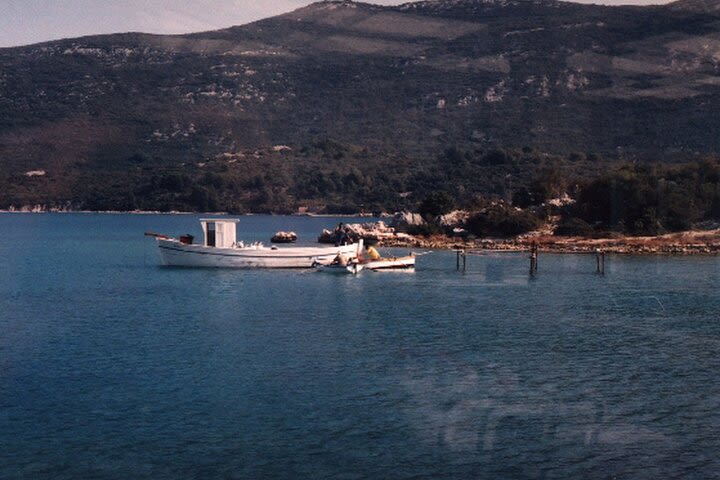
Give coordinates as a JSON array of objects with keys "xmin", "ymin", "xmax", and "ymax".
[
  {"xmin": 396, "ymin": 234, "xmax": 720, "ymax": 255},
  {"xmin": 343, "ymin": 221, "xmax": 720, "ymax": 255}
]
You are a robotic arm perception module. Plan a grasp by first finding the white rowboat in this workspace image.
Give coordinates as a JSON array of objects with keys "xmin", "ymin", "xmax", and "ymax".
[
  {"xmin": 315, "ymin": 254, "xmax": 416, "ymax": 274},
  {"xmin": 314, "ymin": 262, "xmax": 364, "ymax": 275},
  {"xmin": 362, "ymin": 254, "xmax": 416, "ymax": 271}
]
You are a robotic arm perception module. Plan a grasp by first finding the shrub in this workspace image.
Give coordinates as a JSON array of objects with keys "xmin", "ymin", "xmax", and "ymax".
[
  {"xmin": 405, "ymin": 222, "xmax": 444, "ymax": 237},
  {"xmin": 419, "ymin": 191, "xmax": 455, "ymax": 219},
  {"xmin": 466, "ymin": 204, "xmax": 540, "ymax": 237},
  {"xmin": 554, "ymin": 217, "xmax": 594, "ymax": 237}
]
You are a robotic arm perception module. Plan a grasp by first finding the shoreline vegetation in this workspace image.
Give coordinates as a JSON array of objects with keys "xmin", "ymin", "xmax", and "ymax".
[{"xmin": 5, "ymin": 157, "xmax": 720, "ymax": 256}]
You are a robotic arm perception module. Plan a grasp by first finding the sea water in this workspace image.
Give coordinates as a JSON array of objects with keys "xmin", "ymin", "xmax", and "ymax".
[{"xmin": 2, "ymin": 213, "xmax": 720, "ymax": 479}]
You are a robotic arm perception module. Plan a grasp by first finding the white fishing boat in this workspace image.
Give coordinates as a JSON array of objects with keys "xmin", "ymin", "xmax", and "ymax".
[{"xmin": 146, "ymin": 219, "xmax": 362, "ymax": 268}]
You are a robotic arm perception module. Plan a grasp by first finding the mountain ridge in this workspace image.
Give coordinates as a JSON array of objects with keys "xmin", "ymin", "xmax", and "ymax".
[{"xmin": 1, "ymin": 0, "xmax": 720, "ymax": 211}]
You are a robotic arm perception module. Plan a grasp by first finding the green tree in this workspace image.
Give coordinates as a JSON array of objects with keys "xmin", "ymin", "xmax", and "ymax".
[{"xmin": 419, "ymin": 191, "xmax": 455, "ymax": 219}]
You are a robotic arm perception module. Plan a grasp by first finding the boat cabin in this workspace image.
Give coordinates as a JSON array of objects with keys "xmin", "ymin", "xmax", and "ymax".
[{"xmin": 200, "ymin": 219, "xmax": 239, "ymax": 248}]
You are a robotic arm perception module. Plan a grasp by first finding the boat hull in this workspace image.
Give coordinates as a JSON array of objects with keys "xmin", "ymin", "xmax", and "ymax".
[
  {"xmin": 363, "ymin": 254, "xmax": 416, "ymax": 271},
  {"xmin": 157, "ymin": 239, "xmax": 361, "ymax": 268},
  {"xmin": 315, "ymin": 263, "xmax": 363, "ymax": 274}
]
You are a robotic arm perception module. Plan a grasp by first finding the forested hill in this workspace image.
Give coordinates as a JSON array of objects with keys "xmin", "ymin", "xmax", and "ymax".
[{"xmin": 2, "ymin": 0, "xmax": 720, "ymax": 212}]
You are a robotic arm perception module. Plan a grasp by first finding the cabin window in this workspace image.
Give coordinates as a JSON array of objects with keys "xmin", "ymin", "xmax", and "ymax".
[{"xmin": 206, "ymin": 222, "xmax": 216, "ymax": 247}]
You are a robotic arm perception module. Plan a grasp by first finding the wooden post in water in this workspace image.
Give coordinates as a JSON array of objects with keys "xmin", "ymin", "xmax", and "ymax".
[
  {"xmin": 529, "ymin": 242, "xmax": 538, "ymax": 275},
  {"xmin": 456, "ymin": 249, "xmax": 467, "ymax": 272},
  {"xmin": 596, "ymin": 249, "xmax": 605, "ymax": 274}
]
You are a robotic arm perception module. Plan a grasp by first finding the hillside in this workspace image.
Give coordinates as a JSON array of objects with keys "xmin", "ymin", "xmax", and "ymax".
[{"xmin": 2, "ymin": 0, "xmax": 720, "ymax": 212}]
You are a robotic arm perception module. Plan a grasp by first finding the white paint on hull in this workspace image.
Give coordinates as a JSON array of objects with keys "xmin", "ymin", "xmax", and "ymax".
[
  {"xmin": 363, "ymin": 254, "xmax": 416, "ymax": 270},
  {"xmin": 156, "ymin": 238, "xmax": 361, "ymax": 268}
]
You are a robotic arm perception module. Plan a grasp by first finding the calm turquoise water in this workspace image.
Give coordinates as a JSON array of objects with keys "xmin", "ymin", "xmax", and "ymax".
[{"xmin": 2, "ymin": 213, "xmax": 720, "ymax": 479}]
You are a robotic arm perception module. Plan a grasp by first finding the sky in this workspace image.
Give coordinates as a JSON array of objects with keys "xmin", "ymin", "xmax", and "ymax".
[{"xmin": 1, "ymin": 0, "xmax": 676, "ymax": 48}]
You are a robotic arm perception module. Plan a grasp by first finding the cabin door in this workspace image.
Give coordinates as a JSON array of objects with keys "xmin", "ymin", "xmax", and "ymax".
[
  {"xmin": 206, "ymin": 223, "xmax": 216, "ymax": 247},
  {"xmin": 216, "ymin": 223, "xmax": 225, "ymax": 247}
]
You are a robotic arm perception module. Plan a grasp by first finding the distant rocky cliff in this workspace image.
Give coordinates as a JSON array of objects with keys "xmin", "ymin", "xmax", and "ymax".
[{"xmin": 2, "ymin": 0, "xmax": 720, "ymax": 211}]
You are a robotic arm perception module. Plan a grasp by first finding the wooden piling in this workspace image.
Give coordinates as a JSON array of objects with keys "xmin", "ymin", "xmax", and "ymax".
[
  {"xmin": 596, "ymin": 249, "xmax": 605, "ymax": 274},
  {"xmin": 529, "ymin": 242, "xmax": 538, "ymax": 275},
  {"xmin": 456, "ymin": 249, "xmax": 467, "ymax": 272}
]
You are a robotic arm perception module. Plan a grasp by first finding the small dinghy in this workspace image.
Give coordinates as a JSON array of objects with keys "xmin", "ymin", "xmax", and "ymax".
[
  {"xmin": 313, "ymin": 249, "xmax": 364, "ymax": 274},
  {"xmin": 314, "ymin": 261, "xmax": 364, "ymax": 275},
  {"xmin": 362, "ymin": 254, "xmax": 416, "ymax": 271},
  {"xmin": 315, "ymin": 251, "xmax": 421, "ymax": 274}
]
